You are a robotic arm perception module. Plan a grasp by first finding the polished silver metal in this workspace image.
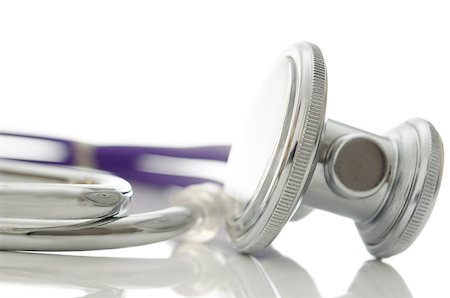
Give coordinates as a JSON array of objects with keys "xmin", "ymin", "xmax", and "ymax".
[
  {"xmin": 225, "ymin": 42, "xmax": 327, "ymax": 253},
  {"xmin": 0, "ymin": 160, "xmax": 198, "ymax": 250},
  {"xmin": 0, "ymin": 206, "xmax": 196, "ymax": 251},
  {"xmin": 0, "ymin": 41, "xmax": 444, "ymax": 258},
  {"xmin": 224, "ymin": 42, "xmax": 444, "ymax": 257},
  {"xmin": 0, "ymin": 160, "xmax": 132, "ymax": 222},
  {"xmin": 300, "ymin": 120, "xmax": 396, "ymax": 223},
  {"xmin": 301, "ymin": 118, "xmax": 444, "ymax": 257},
  {"xmin": 358, "ymin": 119, "xmax": 444, "ymax": 257}
]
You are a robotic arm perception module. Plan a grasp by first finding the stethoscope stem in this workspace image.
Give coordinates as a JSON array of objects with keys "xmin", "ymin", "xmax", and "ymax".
[{"xmin": 300, "ymin": 119, "xmax": 395, "ymax": 222}]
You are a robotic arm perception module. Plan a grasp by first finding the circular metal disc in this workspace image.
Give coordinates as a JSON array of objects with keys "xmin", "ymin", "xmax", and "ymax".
[
  {"xmin": 357, "ymin": 118, "xmax": 444, "ymax": 257},
  {"xmin": 224, "ymin": 42, "xmax": 327, "ymax": 253}
]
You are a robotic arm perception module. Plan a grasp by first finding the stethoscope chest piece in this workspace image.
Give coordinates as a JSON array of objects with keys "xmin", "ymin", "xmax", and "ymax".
[
  {"xmin": 0, "ymin": 41, "xmax": 443, "ymax": 258},
  {"xmin": 224, "ymin": 42, "xmax": 444, "ymax": 257}
]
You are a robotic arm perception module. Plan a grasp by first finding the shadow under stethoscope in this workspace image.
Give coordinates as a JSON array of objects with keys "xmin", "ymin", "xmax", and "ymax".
[{"xmin": 0, "ymin": 241, "xmax": 412, "ymax": 298}]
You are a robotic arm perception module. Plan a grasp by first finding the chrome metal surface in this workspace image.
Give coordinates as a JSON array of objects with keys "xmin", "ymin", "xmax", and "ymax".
[
  {"xmin": 0, "ymin": 160, "xmax": 132, "ymax": 221},
  {"xmin": 225, "ymin": 42, "xmax": 327, "ymax": 253},
  {"xmin": 0, "ymin": 206, "xmax": 196, "ymax": 251},
  {"xmin": 358, "ymin": 118, "xmax": 444, "ymax": 257},
  {"xmin": 0, "ymin": 41, "xmax": 444, "ymax": 258},
  {"xmin": 302, "ymin": 118, "xmax": 443, "ymax": 257},
  {"xmin": 224, "ymin": 42, "xmax": 443, "ymax": 257},
  {"xmin": 0, "ymin": 160, "xmax": 198, "ymax": 251},
  {"xmin": 301, "ymin": 120, "xmax": 396, "ymax": 222}
]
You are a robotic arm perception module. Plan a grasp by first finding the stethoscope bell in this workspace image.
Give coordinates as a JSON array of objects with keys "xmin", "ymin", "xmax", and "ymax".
[{"xmin": 224, "ymin": 42, "xmax": 444, "ymax": 257}]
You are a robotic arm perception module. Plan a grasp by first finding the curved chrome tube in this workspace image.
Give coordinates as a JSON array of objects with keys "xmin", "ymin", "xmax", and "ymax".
[
  {"xmin": 0, "ymin": 206, "xmax": 197, "ymax": 251},
  {"xmin": 0, "ymin": 160, "xmax": 198, "ymax": 251},
  {"xmin": 0, "ymin": 160, "xmax": 132, "ymax": 221}
]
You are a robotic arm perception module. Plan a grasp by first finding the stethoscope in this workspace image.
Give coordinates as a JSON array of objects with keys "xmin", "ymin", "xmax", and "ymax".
[{"xmin": 0, "ymin": 42, "xmax": 444, "ymax": 258}]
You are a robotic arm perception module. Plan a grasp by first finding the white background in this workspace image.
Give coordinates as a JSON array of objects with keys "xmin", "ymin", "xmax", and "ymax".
[{"xmin": 1, "ymin": 1, "xmax": 449, "ymax": 297}]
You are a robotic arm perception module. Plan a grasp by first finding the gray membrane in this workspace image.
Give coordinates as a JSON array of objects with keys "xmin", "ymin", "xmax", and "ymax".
[{"xmin": 334, "ymin": 138, "xmax": 386, "ymax": 191}]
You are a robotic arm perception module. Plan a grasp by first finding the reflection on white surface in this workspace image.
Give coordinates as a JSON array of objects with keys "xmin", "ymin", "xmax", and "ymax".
[{"xmin": 0, "ymin": 242, "xmax": 412, "ymax": 298}]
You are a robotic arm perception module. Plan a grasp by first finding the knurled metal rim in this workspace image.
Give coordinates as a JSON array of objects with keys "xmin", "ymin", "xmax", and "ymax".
[
  {"xmin": 388, "ymin": 120, "xmax": 444, "ymax": 255},
  {"xmin": 360, "ymin": 119, "xmax": 444, "ymax": 257},
  {"xmin": 228, "ymin": 42, "xmax": 328, "ymax": 253}
]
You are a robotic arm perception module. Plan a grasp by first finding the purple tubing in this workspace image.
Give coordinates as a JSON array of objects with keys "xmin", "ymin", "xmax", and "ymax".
[
  {"xmin": 94, "ymin": 145, "xmax": 230, "ymax": 186},
  {"xmin": 0, "ymin": 132, "xmax": 230, "ymax": 187}
]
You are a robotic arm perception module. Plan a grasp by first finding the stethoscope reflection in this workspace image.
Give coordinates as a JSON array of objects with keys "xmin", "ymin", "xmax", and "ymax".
[{"xmin": 0, "ymin": 242, "xmax": 412, "ymax": 298}]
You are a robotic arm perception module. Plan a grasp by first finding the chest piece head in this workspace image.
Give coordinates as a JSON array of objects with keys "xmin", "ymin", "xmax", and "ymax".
[{"xmin": 223, "ymin": 42, "xmax": 443, "ymax": 257}]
